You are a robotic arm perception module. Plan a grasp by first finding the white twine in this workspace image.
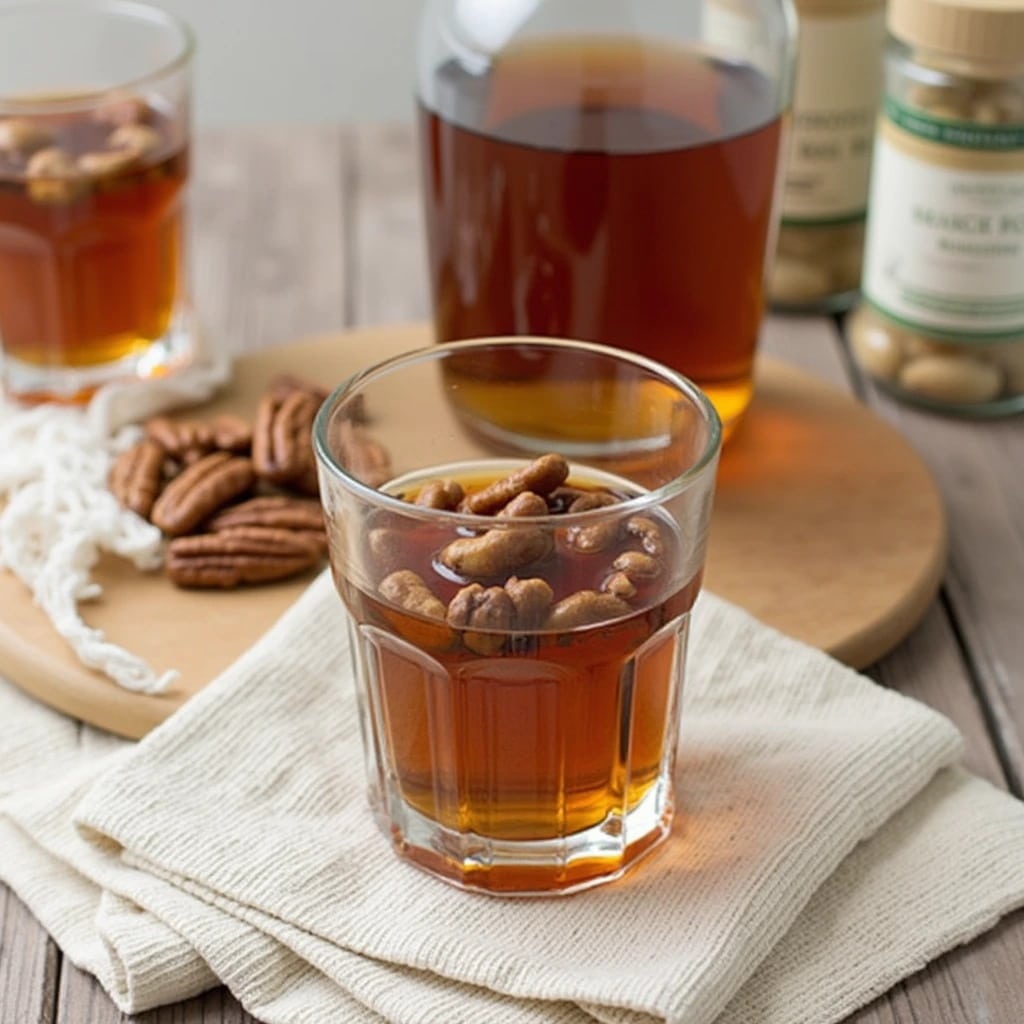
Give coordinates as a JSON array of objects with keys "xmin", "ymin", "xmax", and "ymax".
[{"xmin": 0, "ymin": 350, "xmax": 232, "ymax": 695}]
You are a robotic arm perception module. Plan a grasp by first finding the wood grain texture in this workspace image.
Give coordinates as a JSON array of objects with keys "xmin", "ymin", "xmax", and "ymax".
[
  {"xmin": 850, "ymin": 376, "xmax": 1024, "ymax": 793},
  {"xmin": 2, "ymin": 121, "xmax": 1022, "ymax": 1024},
  {"xmin": 350, "ymin": 122, "xmax": 430, "ymax": 326},
  {"xmin": 0, "ymin": 887, "xmax": 59, "ymax": 1024},
  {"xmin": 190, "ymin": 125, "xmax": 349, "ymax": 356},
  {"xmin": 0, "ymin": 331, "xmax": 945, "ymax": 736},
  {"xmin": 765, "ymin": 314, "xmax": 1024, "ymax": 1024}
]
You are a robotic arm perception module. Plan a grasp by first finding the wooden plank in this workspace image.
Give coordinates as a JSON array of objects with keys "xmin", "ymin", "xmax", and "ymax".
[
  {"xmin": 763, "ymin": 313, "xmax": 1024, "ymax": 1024},
  {"xmin": 836, "ymin": 333, "xmax": 1024, "ymax": 791},
  {"xmin": 191, "ymin": 125, "xmax": 349, "ymax": 356},
  {"xmin": 0, "ymin": 886, "xmax": 59, "ymax": 1024},
  {"xmin": 349, "ymin": 122, "xmax": 430, "ymax": 326},
  {"xmin": 848, "ymin": 913, "xmax": 1024, "ymax": 1024},
  {"xmin": 760, "ymin": 313, "xmax": 855, "ymax": 383},
  {"xmin": 764, "ymin": 318, "xmax": 1013, "ymax": 780},
  {"xmin": 55, "ymin": 961, "xmax": 259, "ymax": 1023}
]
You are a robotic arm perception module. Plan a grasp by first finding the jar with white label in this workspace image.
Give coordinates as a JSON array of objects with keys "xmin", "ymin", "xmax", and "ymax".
[
  {"xmin": 769, "ymin": 0, "xmax": 887, "ymax": 311},
  {"xmin": 848, "ymin": 0, "xmax": 1024, "ymax": 416}
]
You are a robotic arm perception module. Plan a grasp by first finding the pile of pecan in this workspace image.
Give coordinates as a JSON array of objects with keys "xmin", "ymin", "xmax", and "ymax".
[
  {"xmin": 109, "ymin": 375, "xmax": 332, "ymax": 589},
  {"xmin": 374, "ymin": 453, "xmax": 670, "ymax": 654}
]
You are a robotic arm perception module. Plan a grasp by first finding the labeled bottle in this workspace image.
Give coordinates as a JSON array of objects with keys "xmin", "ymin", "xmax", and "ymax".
[
  {"xmin": 848, "ymin": 0, "xmax": 1024, "ymax": 416},
  {"xmin": 769, "ymin": 0, "xmax": 887, "ymax": 311}
]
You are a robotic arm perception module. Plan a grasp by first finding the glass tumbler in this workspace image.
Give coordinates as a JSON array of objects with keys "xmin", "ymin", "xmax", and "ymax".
[
  {"xmin": 0, "ymin": 1, "xmax": 195, "ymax": 402},
  {"xmin": 314, "ymin": 337, "xmax": 721, "ymax": 895},
  {"xmin": 417, "ymin": 0, "xmax": 796, "ymax": 438}
]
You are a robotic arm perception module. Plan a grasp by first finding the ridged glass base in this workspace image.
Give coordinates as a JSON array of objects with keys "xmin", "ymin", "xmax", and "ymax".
[
  {"xmin": 1, "ymin": 308, "xmax": 195, "ymax": 403},
  {"xmin": 382, "ymin": 780, "xmax": 674, "ymax": 896},
  {"xmin": 351, "ymin": 607, "xmax": 690, "ymax": 896}
]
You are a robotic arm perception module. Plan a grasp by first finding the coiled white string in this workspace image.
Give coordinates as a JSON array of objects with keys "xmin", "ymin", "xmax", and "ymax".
[{"xmin": 0, "ymin": 351, "xmax": 231, "ymax": 694}]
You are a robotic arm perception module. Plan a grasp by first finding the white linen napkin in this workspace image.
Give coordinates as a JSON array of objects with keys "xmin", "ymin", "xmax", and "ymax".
[{"xmin": 2, "ymin": 573, "xmax": 1024, "ymax": 1024}]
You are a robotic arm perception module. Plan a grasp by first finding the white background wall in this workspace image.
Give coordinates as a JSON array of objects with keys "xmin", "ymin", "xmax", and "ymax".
[{"xmin": 3, "ymin": 0, "xmax": 424, "ymax": 125}]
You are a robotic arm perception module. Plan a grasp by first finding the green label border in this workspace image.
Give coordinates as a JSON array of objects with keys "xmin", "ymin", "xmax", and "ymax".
[
  {"xmin": 781, "ymin": 211, "xmax": 866, "ymax": 228},
  {"xmin": 864, "ymin": 298, "xmax": 1024, "ymax": 342},
  {"xmin": 885, "ymin": 97, "xmax": 1024, "ymax": 151}
]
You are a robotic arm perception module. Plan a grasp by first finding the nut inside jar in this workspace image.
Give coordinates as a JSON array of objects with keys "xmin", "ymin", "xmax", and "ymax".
[
  {"xmin": 328, "ymin": 456, "xmax": 700, "ymax": 853},
  {"xmin": 848, "ymin": 305, "xmax": 1024, "ymax": 411},
  {"xmin": 770, "ymin": 221, "xmax": 866, "ymax": 309}
]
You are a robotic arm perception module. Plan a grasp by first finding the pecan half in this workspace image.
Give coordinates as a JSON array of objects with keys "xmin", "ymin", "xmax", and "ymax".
[
  {"xmin": 145, "ymin": 416, "xmax": 214, "ymax": 461},
  {"xmin": 377, "ymin": 570, "xmax": 454, "ymax": 650},
  {"xmin": 207, "ymin": 495, "xmax": 326, "ymax": 550},
  {"xmin": 545, "ymin": 591, "xmax": 633, "ymax": 631},
  {"xmin": 109, "ymin": 438, "xmax": 166, "ymax": 520},
  {"xmin": 414, "ymin": 478, "xmax": 464, "ymax": 510},
  {"xmin": 564, "ymin": 521, "xmax": 619, "ymax": 553},
  {"xmin": 459, "ymin": 454, "xmax": 569, "ymax": 515},
  {"xmin": 602, "ymin": 572, "xmax": 637, "ymax": 600},
  {"xmin": 611, "ymin": 550, "xmax": 661, "ymax": 579},
  {"xmin": 504, "ymin": 576, "xmax": 554, "ymax": 629},
  {"xmin": 210, "ymin": 414, "xmax": 253, "ymax": 453},
  {"xmin": 447, "ymin": 583, "xmax": 514, "ymax": 655},
  {"xmin": 367, "ymin": 527, "xmax": 406, "ymax": 578},
  {"xmin": 252, "ymin": 388, "xmax": 320, "ymax": 495},
  {"xmin": 267, "ymin": 373, "xmax": 330, "ymax": 404},
  {"xmin": 625, "ymin": 516, "xmax": 666, "ymax": 558},
  {"xmin": 439, "ymin": 526, "xmax": 552, "ymax": 579},
  {"xmin": 151, "ymin": 452, "xmax": 255, "ymax": 536},
  {"xmin": 166, "ymin": 527, "xmax": 321, "ymax": 588},
  {"xmin": 562, "ymin": 491, "xmax": 621, "ymax": 552},
  {"xmin": 379, "ymin": 570, "xmax": 447, "ymax": 621},
  {"xmin": 497, "ymin": 491, "xmax": 548, "ymax": 517},
  {"xmin": 338, "ymin": 421, "xmax": 393, "ymax": 489}
]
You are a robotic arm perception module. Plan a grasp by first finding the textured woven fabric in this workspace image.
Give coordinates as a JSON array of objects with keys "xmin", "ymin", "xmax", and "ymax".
[{"xmin": 2, "ymin": 571, "xmax": 1024, "ymax": 1024}]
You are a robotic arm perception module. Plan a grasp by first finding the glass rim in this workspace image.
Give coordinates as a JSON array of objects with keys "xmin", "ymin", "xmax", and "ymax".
[
  {"xmin": 0, "ymin": 0, "xmax": 195, "ymax": 113},
  {"xmin": 312, "ymin": 336, "xmax": 723, "ymax": 524}
]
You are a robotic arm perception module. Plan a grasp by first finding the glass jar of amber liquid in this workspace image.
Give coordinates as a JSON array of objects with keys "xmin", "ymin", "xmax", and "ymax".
[
  {"xmin": 0, "ymin": 2, "xmax": 194, "ymax": 402},
  {"xmin": 417, "ymin": 0, "xmax": 796, "ymax": 438}
]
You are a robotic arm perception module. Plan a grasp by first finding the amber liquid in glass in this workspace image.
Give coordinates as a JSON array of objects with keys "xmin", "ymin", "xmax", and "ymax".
[
  {"xmin": 339, "ymin": 469, "xmax": 699, "ymax": 892},
  {"xmin": 0, "ymin": 105, "xmax": 186, "ymax": 391},
  {"xmin": 419, "ymin": 38, "xmax": 783, "ymax": 433}
]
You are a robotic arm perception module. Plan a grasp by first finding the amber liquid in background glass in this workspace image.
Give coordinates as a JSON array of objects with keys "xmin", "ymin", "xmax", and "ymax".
[
  {"xmin": 338, "ymin": 469, "xmax": 700, "ymax": 892},
  {"xmin": 0, "ymin": 105, "xmax": 186, "ymax": 384},
  {"xmin": 419, "ymin": 38, "xmax": 783, "ymax": 433}
]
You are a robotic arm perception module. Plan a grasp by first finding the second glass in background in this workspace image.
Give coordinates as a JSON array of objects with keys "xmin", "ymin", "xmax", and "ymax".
[
  {"xmin": 417, "ymin": 0, "xmax": 795, "ymax": 437},
  {"xmin": 0, "ymin": 1, "xmax": 194, "ymax": 402}
]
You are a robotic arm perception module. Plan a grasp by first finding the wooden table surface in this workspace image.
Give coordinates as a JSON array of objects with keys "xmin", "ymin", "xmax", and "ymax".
[{"xmin": 3, "ymin": 123, "xmax": 1023, "ymax": 1024}]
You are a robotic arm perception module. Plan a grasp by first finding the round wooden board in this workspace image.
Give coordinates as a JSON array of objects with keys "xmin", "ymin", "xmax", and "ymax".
[{"xmin": 0, "ymin": 323, "xmax": 946, "ymax": 738}]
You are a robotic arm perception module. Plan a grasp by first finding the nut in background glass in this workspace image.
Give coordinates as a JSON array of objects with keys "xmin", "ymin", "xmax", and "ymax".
[
  {"xmin": 0, "ymin": 1, "xmax": 195, "ymax": 403},
  {"xmin": 314, "ymin": 338, "xmax": 721, "ymax": 895}
]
